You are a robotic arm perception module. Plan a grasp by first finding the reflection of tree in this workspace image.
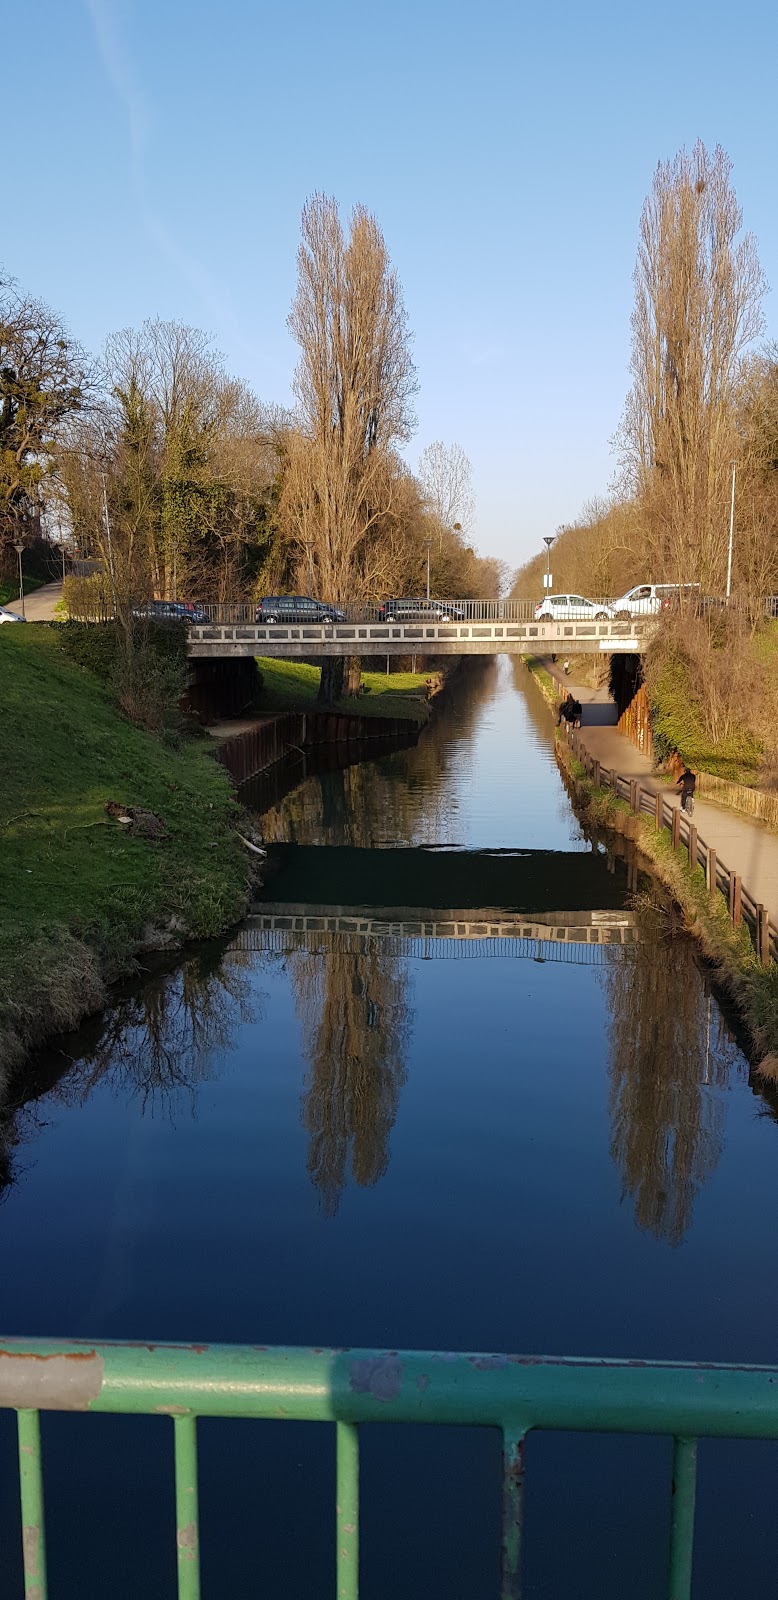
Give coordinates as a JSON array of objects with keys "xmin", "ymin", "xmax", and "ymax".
[
  {"xmin": 259, "ymin": 659, "xmax": 496, "ymax": 848},
  {"xmin": 604, "ymin": 904, "xmax": 741, "ymax": 1244},
  {"xmin": 0, "ymin": 945, "xmax": 260, "ymax": 1196},
  {"xmin": 291, "ymin": 936, "xmax": 411, "ymax": 1214}
]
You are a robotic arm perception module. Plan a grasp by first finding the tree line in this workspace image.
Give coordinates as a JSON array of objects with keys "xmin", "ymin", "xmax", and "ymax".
[
  {"xmin": 1, "ymin": 194, "xmax": 501, "ymax": 615},
  {"xmin": 513, "ymin": 142, "xmax": 778, "ymax": 612}
]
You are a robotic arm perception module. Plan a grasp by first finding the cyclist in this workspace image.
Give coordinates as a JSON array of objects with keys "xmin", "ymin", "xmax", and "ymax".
[{"xmin": 676, "ymin": 764, "xmax": 696, "ymax": 814}]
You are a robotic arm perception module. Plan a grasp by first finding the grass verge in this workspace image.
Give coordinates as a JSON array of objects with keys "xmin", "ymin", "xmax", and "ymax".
[
  {"xmin": 0, "ymin": 627, "xmax": 252, "ymax": 1072},
  {"xmin": 554, "ymin": 733, "xmax": 778, "ymax": 1067},
  {"xmin": 0, "ymin": 576, "xmax": 45, "ymax": 607},
  {"xmin": 254, "ymin": 657, "xmax": 434, "ymax": 725}
]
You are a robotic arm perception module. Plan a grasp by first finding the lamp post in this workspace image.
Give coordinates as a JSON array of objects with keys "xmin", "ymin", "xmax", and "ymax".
[
  {"xmin": 543, "ymin": 535, "xmax": 554, "ymax": 594},
  {"xmin": 726, "ymin": 461, "xmax": 736, "ymax": 600},
  {"xmin": 424, "ymin": 538, "xmax": 432, "ymax": 602},
  {"xmin": 14, "ymin": 541, "xmax": 25, "ymax": 618}
]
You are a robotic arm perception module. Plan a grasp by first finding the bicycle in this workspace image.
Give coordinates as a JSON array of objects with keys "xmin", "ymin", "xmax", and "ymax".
[{"xmin": 681, "ymin": 790, "xmax": 695, "ymax": 817}]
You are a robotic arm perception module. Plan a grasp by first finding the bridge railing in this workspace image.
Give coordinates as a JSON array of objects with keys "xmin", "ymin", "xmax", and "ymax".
[
  {"xmin": 194, "ymin": 599, "xmax": 541, "ymax": 625},
  {"xmin": 4, "ymin": 1337, "xmax": 778, "ymax": 1599}
]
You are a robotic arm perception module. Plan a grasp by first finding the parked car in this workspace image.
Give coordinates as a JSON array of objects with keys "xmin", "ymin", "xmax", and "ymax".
[
  {"xmin": 0, "ymin": 605, "xmax": 26, "ymax": 623},
  {"xmin": 133, "ymin": 600, "xmax": 210, "ymax": 624},
  {"xmin": 609, "ymin": 583, "xmax": 700, "ymax": 618},
  {"xmin": 534, "ymin": 594, "xmax": 615, "ymax": 622},
  {"xmin": 254, "ymin": 595, "xmax": 345, "ymax": 624},
  {"xmin": 379, "ymin": 598, "xmax": 464, "ymax": 622}
]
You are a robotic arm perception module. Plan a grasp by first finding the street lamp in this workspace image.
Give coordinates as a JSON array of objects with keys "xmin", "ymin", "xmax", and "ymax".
[
  {"xmin": 13, "ymin": 541, "xmax": 25, "ymax": 619},
  {"xmin": 543, "ymin": 536, "xmax": 554, "ymax": 594},
  {"xmin": 726, "ymin": 461, "xmax": 736, "ymax": 600},
  {"xmin": 423, "ymin": 538, "xmax": 432, "ymax": 602}
]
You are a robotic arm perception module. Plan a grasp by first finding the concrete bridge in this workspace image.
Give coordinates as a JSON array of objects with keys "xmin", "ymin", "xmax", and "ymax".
[{"xmin": 188, "ymin": 613, "xmax": 654, "ymax": 659}]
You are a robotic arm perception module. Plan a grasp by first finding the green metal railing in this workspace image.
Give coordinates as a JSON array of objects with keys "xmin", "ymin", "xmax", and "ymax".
[{"xmin": 4, "ymin": 1339, "xmax": 778, "ymax": 1598}]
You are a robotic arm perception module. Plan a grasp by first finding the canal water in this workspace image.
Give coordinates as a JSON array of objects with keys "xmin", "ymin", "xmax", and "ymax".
[{"xmin": 2, "ymin": 656, "xmax": 778, "ymax": 1598}]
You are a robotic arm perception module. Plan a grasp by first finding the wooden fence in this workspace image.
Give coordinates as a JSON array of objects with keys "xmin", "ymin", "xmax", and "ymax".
[
  {"xmin": 617, "ymin": 681, "xmax": 654, "ymax": 760},
  {"xmin": 564, "ymin": 724, "xmax": 777, "ymax": 966}
]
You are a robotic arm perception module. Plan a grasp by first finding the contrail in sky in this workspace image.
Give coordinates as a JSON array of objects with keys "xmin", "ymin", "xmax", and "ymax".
[{"xmin": 84, "ymin": 0, "xmax": 241, "ymax": 343}]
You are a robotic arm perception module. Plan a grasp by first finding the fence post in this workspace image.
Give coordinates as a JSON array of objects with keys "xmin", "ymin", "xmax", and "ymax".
[
  {"xmin": 730, "ymin": 875, "xmax": 742, "ymax": 928},
  {"xmin": 757, "ymin": 906, "xmax": 770, "ymax": 965},
  {"xmin": 687, "ymin": 824, "xmax": 698, "ymax": 871},
  {"xmin": 655, "ymin": 792, "xmax": 663, "ymax": 831},
  {"xmin": 629, "ymin": 780, "xmax": 638, "ymax": 813},
  {"xmin": 671, "ymin": 807, "xmax": 681, "ymax": 851},
  {"xmin": 707, "ymin": 847, "xmax": 717, "ymax": 895},
  {"xmin": 592, "ymin": 759, "xmax": 600, "ymax": 789}
]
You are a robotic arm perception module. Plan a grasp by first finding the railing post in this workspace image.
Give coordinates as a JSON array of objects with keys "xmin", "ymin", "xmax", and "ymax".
[
  {"xmin": 501, "ymin": 1425, "xmax": 526, "ymax": 1600},
  {"xmin": 630, "ymin": 780, "xmax": 638, "ymax": 813},
  {"xmin": 706, "ymin": 847, "xmax": 717, "ymax": 895},
  {"xmin": 174, "ymin": 1414, "xmax": 201, "ymax": 1600},
  {"xmin": 18, "ymin": 1408, "xmax": 47, "ymax": 1600},
  {"xmin": 592, "ymin": 759, "xmax": 600, "ymax": 788},
  {"xmin": 730, "ymin": 874, "xmax": 742, "ymax": 927},
  {"xmin": 757, "ymin": 906, "xmax": 770, "ymax": 965},
  {"xmin": 668, "ymin": 1437, "xmax": 697, "ymax": 1600},
  {"xmin": 655, "ymin": 791, "xmax": 663, "ymax": 831},
  {"xmin": 671, "ymin": 807, "xmax": 681, "ymax": 851},
  {"xmin": 687, "ymin": 824, "xmax": 697, "ymax": 872},
  {"xmin": 337, "ymin": 1421, "xmax": 360, "ymax": 1600}
]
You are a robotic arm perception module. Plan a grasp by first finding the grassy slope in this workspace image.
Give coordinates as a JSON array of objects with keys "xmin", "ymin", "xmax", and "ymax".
[
  {"xmin": 649, "ymin": 622, "xmax": 778, "ymax": 784},
  {"xmin": 0, "ymin": 576, "xmax": 45, "ymax": 607},
  {"xmin": 0, "ymin": 628, "xmax": 249, "ymax": 1066},
  {"xmin": 254, "ymin": 657, "xmax": 433, "ymax": 725}
]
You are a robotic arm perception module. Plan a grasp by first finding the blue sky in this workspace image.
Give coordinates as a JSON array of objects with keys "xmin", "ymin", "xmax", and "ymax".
[{"xmin": 5, "ymin": 0, "xmax": 778, "ymax": 569}]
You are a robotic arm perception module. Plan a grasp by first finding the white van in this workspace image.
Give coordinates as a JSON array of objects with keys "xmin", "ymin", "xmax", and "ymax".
[{"xmin": 610, "ymin": 583, "xmax": 700, "ymax": 618}]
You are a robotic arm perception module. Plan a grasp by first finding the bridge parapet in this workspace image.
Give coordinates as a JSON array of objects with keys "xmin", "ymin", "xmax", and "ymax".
[{"xmin": 188, "ymin": 617, "xmax": 655, "ymax": 658}]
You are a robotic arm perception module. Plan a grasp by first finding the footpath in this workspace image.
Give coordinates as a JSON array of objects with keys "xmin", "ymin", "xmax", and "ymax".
[{"xmin": 544, "ymin": 660, "xmax": 778, "ymax": 930}]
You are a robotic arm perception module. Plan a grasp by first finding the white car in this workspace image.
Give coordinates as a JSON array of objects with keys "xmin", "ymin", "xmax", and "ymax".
[
  {"xmin": 0, "ymin": 605, "xmax": 26, "ymax": 623},
  {"xmin": 610, "ymin": 583, "xmax": 700, "ymax": 618},
  {"xmin": 534, "ymin": 594, "xmax": 615, "ymax": 622}
]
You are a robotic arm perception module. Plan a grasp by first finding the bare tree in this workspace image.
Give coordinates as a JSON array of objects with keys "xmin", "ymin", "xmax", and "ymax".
[
  {"xmin": 418, "ymin": 440, "xmax": 475, "ymax": 536},
  {"xmin": 618, "ymin": 142, "xmax": 767, "ymax": 590},
  {"xmin": 281, "ymin": 194, "xmax": 417, "ymax": 605}
]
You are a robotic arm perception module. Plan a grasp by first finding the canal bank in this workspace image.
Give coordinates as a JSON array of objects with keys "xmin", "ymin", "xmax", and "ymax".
[{"xmin": 524, "ymin": 654, "xmax": 778, "ymax": 1068}]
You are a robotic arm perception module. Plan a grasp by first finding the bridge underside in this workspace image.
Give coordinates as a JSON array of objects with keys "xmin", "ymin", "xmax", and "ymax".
[{"xmin": 188, "ymin": 619, "xmax": 650, "ymax": 658}]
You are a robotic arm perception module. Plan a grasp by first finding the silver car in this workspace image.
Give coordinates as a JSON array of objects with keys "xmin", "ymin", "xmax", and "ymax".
[{"xmin": 0, "ymin": 606, "xmax": 26, "ymax": 623}]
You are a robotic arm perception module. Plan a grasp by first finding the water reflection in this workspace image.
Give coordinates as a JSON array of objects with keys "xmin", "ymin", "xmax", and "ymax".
[
  {"xmin": 290, "ymin": 938, "xmax": 411, "ymax": 1214},
  {"xmin": 604, "ymin": 899, "xmax": 742, "ymax": 1243},
  {"xmin": 258, "ymin": 658, "xmax": 498, "ymax": 848},
  {"xmin": 0, "ymin": 945, "xmax": 260, "ymax": 1196}
]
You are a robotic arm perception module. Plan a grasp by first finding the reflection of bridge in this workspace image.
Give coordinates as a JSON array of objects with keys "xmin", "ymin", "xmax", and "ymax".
[
  {"xmin": 237, "ymin": 908, "xmax": 640, "ymax": 965},
  {"xmin": 189, "ymin": 615, "xmax": 653, "ymax": 659}
]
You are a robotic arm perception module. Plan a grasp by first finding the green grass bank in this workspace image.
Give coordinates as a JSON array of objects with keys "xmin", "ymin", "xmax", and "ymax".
[
  {"xmin": 0, "ymin": 627, "xmax": 251, "ymax": 1073},
  {"xmin": 0, "ymin": 575, "xmax": 45, "ymax": 608},
  {"xmin": 253, "ymin": 657, "xmax": 436, "ymax": 725}
]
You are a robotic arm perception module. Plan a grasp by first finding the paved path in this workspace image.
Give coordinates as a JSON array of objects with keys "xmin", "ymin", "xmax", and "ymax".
[
  {"xmin": 10, "ymin": 581, "xmax": 64, "ymax": 621},
  {"xmin": 542, "ymin": 658, "xmax": 778, "ymax": 928}
]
